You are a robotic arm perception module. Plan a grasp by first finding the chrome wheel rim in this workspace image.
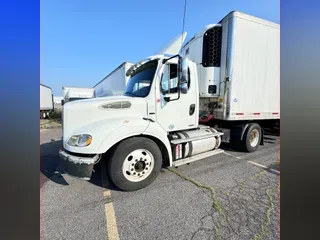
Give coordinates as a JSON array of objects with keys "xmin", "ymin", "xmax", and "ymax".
[
  {"xmin": 249, "ymin": 129, "xmax": 260, "ymax": 147},
  {"xmin": 122, "ymin": 149, "xmax": 154, "ymax": 182}
]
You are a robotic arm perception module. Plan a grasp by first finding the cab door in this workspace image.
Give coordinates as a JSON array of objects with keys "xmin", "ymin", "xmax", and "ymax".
[{"xmin": 155, "ymin": 59, "xmax": 198, "ymax": 132}]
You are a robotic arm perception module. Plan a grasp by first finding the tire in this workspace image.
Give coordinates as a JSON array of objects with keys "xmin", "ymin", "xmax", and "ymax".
[
  {"xmin": 242, "ymin": 123, "xmax": 262, "ymax": 152},
  {"xmin": 40, "ymin": 111, "xmax": 46, "ymax": 119},
  {"xmin": 108, "ymin": 137, "xmax": 162, "ymax": 191}
]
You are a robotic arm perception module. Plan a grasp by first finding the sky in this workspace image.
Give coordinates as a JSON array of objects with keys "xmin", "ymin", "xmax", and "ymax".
[{"xmin": 41, "ymin": 0, "xmax": 279, "ymax": 96}]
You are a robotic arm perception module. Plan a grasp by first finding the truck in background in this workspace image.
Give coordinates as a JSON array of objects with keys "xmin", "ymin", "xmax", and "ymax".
[
  {"xmin": 94, "ymin": 62, "xmax": 134, "ymax": 98},
  {"xmin": 40, "ymin": 83, "xmax": 54, "ymax": 119},
  {"xmin": 62, "ymin": 87, "xmax": 95, "ymax": 105},
  {"xmin": 53, "ymin": 96, "xmax": 63, "ymax": 104},
  {"xmin": 60, "ymin": 11, "xmax": 280, "ymax": 191},
  {"xmin": 53, "ymin": 96, "xmax": 64, "ymax": 111}
]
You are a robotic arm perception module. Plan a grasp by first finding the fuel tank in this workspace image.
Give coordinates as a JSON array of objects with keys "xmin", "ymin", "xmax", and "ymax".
[{"xmin": 171, "ymin": 127, "xmax": 222, "ymax": 160}]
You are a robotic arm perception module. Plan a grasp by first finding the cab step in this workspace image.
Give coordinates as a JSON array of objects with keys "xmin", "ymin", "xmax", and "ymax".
[{"xmin": 172, "ymin": 149, "xmax": 224, "ymax": 167}]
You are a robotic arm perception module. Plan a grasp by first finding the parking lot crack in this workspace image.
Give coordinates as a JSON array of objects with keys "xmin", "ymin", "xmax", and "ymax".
[
  {"xmin": 239, "ymin": 170, "xmax": 266, "ymax": 193},
  {"xmin": 168, "ymin": 167, "xmax": 224, "ymax": 240},
  {"xmin": 252, "ymin": 186, "xmax": 277, "ymax": 240},
  {"xmin": 168, "ymin": 167, "xmax": 222, "ymax": 214}
]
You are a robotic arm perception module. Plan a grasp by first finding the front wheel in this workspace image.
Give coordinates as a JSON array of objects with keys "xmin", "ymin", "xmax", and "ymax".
[{"xmin": 108, "ymin": 137, "xmax": 162, "ymax": 191}]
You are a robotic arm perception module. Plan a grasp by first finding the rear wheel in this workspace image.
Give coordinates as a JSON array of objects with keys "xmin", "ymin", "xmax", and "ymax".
[
  {"xmin": 243, "ymin": 123, "xmax": 262, "ymax": 152},
  {"xmin": 108, "ymin": 137, "xmax": 162, "ymax": 191}
]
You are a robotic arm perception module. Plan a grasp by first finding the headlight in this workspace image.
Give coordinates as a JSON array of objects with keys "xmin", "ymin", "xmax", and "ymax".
[{"xmin": 67, "ymin": 134, "xmax": 92, "ymax": 147}]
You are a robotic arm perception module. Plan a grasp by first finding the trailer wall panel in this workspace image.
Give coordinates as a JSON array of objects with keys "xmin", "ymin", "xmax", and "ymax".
[{"xmin": 221, "ymin": 12, "xmax": 280, "ymax": 120}]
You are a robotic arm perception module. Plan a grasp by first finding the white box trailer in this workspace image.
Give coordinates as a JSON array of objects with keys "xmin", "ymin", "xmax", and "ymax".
[
  {"xmin": 93, "ymin": 62, "xmax": 134, "ymax": 98},
  {"xmin": 182, "ymin": 11, "xmax": 280, "ymax": 144},
  {"xmin": 62, "ymin": 87, "xmax": 94, "ymax": 104},
  {"xmin": 40, "ymin": 84, "xmax": 53, "ymax": 119}
]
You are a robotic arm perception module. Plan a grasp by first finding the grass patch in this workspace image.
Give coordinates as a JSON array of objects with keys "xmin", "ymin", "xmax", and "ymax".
[
  {"xmin": 40, "ymin": 109, "xmax": 62, "ymax": 129},
  {"xmin": 240, "ymin": 170, "xmax": 266, "ymax": 193},
  {"xmin": 40, "ymin": 112, "xmax": 62, "ymax": 129},
  {"xmin": 253, "ymin": 188, "xmax": 275, "ymax": 240},
  {"xmin": 49, "ymin": 109, "xmax": 62, "ymax": 119}
]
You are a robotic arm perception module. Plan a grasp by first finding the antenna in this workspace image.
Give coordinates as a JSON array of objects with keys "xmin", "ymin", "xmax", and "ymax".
[{"xmin": 180, "ymin": 0, "xmax": 187, "ymax": 48}]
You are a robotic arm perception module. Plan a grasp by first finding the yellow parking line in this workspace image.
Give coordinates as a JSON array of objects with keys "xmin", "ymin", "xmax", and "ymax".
[
  {"xmin": 100, "ymin": 162, "xmax": 120, "ymax": 240},
  {"xmin": 222, "ymin": 151, "xmax": 242, "ymax": 159},
  {"xmin": 248, "ymin": 160, "xmax": 280, "ymax": 174},
  {"xmin": 104, "ymin": 190, "xmax": 111, "ymax": 198},
  {"xmin": 105, "ymin": 203, "xmax": 120, "ymax": 240}
]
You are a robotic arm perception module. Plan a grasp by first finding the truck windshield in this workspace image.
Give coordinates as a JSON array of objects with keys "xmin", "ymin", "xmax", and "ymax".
[{"xmin": 124, "ymin": 60, "xmax": 158, "ymax": 97}]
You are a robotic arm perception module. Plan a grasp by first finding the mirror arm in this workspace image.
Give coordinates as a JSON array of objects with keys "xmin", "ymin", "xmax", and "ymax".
[{"xmin": 162, "ymin": 54, "xmax": 181, "ymax": 64}]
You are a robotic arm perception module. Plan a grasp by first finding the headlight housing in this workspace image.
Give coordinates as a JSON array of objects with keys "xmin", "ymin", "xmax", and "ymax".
[{"xmin": 67, "ymin": 134, "xmax": 92, "ymax": 147}]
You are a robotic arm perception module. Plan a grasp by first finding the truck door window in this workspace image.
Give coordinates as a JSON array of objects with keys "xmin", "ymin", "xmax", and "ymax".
[
  {"xmin": 182, "ymin": 68, "xmax": 191, "ymax": 87},
  {"xmin": 161, "ymin": 64, "xmax": 178, "ymax": 94}
]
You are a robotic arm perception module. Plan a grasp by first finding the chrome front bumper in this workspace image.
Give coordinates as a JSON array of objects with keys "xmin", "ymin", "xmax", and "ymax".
[{"xmin": 59, "ymin": 149, "xmax": 101, "ymax": 180}]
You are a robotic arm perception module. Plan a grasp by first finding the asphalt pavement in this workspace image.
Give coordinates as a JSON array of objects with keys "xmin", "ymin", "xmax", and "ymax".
[{"xmin": 40, "ymin": 127, "xmax": 279, "ymax": 240}]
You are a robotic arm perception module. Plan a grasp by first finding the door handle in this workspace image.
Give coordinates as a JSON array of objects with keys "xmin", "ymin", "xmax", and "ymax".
[
  {"xmin": 143, "ymin": 117, "xmax": 155, "ymax": 122},
  {"xmin": 189, "ymin": 104, "xmax": 195, "ymax": 116}
]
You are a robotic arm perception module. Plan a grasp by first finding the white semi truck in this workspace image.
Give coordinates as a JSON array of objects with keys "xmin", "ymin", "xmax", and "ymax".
[
  {"xmin": 94, "ymin": 62, "xmax": 134, "ymax": 98},
  {"xmin": 62, "ymin": 87, "xmax": 95, "ymax": 105},
  {"xmin": 59, "ymin": 11, "xmax": 280, "ymax": 191},
  {"xmin": 40, "ymin": 84, "xmax": 54, "ymax": 119}
]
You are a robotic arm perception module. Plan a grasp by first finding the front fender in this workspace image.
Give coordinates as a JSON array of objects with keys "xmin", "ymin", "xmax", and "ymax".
[
  {"xmin": 98, "ymin": 121, "xmax": 173, "ymax": 166},
  {"xmin": 97, "ymin": 119, "xmax": 149, "ymax": 154},
  {"xmin": 143, "ymin": 122, "xmax": 173, "ymax": 166},
  {"xmin": 64, "ymin": 117, "xmax": 149, "ymax": 154}
]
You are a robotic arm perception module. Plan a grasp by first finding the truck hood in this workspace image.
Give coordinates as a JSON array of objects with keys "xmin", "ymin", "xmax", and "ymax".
[{"xmin": 62, "ymin": 96, "xmax": 148, "ymax": 150}]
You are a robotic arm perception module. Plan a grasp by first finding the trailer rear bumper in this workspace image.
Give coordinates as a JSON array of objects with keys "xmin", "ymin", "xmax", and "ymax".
[{"xmin": 59, "ymin": 149, "xmax": 101, "ymax": 180}]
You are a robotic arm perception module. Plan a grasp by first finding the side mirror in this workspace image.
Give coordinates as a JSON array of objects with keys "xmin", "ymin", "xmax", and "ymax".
[
  {"xmin": 179, "ymin": 58, "xmax": 189, "ymax": 94},
  {"xmin": 61, "ymin": 100, "xmax": 65, "ymax": 106}
]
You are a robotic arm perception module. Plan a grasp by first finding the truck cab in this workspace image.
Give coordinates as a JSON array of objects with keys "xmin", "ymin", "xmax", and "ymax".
[{"xmin": 60, "ymin": 52, "xmax": 223, "ymax": 191}]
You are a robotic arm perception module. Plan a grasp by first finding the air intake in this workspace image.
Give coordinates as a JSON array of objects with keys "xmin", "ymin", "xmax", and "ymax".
[
  {"xmin": 202, "ymin": 26, "xmax": 222, "ymax": 67},
  {"xmin": 99, "ymin": 101, "xmax": 131, "ymax": 109}
]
